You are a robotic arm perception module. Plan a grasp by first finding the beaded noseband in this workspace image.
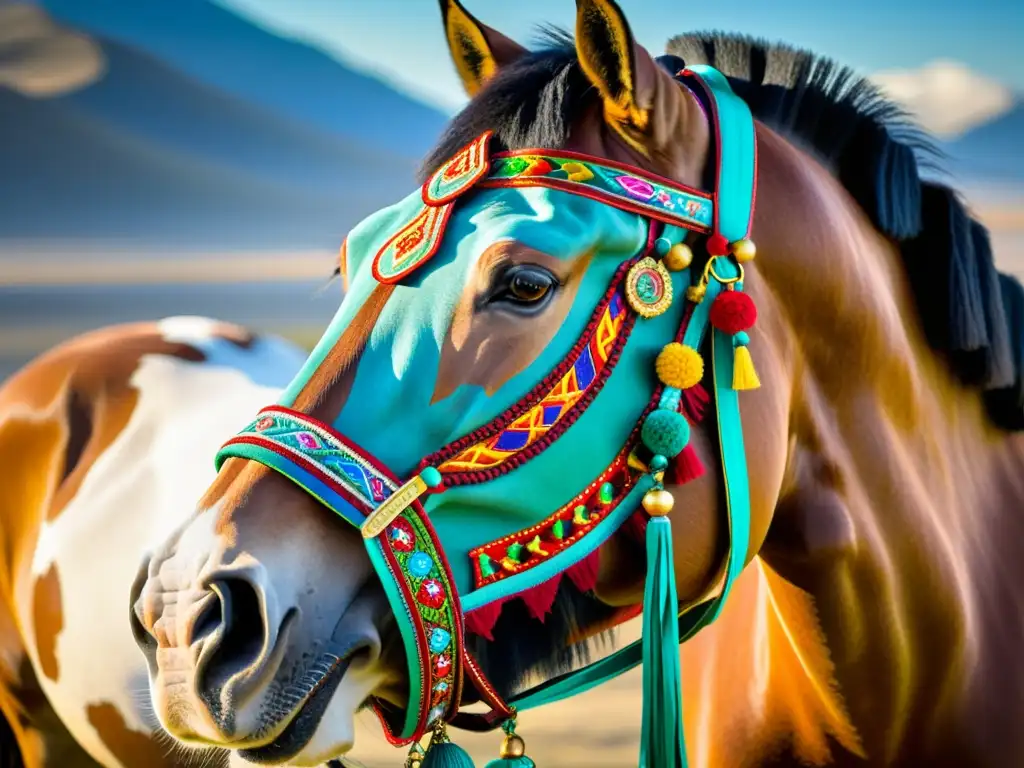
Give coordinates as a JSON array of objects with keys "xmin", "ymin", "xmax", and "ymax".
[{"xmin": 216, "ymin": 65, "xmax": 758, "ymax": 767}]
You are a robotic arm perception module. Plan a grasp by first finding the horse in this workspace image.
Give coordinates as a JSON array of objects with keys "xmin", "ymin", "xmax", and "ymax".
[
  {"xmin": 0, "ymin": 317, "xmax": 325, "ymax": 767},
  {"xmin": 129, "ymin": 0, "xmax": 1024, "ymax": 764},
  {"xmin": 4, "ymin": 0, "xmax": 1023, "ymax": 766}
]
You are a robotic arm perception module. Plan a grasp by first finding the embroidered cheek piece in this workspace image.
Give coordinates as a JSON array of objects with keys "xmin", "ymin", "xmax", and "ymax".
[{"xmin": 215, "ymin": 65, "xmax": 758, "ymax": 765}]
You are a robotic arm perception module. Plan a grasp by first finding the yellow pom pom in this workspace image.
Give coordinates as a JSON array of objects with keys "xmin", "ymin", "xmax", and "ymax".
[{"xmin": 655, "ymin": 343, "xmax": 704, "ymax": 390}]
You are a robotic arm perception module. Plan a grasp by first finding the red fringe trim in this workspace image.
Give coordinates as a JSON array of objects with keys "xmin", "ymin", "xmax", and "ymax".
[
  {"xmin": 680, "ymin": 382, "xmax": 710, "ymax": 423},
  {"xmin": 668, "ymin": 443, "xmax": 705, "ymax": 485},
  {"xmin": 519, "ymin": 574, "xmax": 563, "ymax": 622},
  {"xmin": 619, "ymin": 510, "xmax": 649, "ymax": 544},
  {"xmin": 464, "ymin": 598, "xmax": 506, "ymax": 641},
  {"xmin": 565, "ymin": 549, "xmax": 600, "ymax": 593}
]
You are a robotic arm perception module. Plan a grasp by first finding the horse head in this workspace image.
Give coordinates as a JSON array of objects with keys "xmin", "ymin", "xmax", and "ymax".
[{"xmin": 129, "ymin": 0, "xmax": 999, "ymax": 764}]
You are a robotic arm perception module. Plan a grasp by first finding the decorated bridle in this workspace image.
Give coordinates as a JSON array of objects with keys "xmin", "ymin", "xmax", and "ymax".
[{"xmin": 215, "ymin": 65, "xmax": 757, "ymax": 768}]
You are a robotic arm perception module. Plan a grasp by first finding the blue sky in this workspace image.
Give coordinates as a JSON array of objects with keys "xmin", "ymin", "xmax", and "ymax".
[{"xmin": 218, "ymin": 0, "xmax": 1023, "ymax": 111}]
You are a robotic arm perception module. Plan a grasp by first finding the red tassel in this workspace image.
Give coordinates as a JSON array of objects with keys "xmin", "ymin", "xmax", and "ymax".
[
  {"xmin": 619, "ymin": 510, "xmax": 649, "ymax": 544},
  {"xmin": 566, "ymin": 549, "xmax": 600, "ymax": 593},
  {"xmin": 519, "ymin": 574, "xmax": 563, "ymax": 622},
  {"xmin": 680, "ymin": 382, "xmax": 710, "ymax": 423},
  {"xmin": 464, "ymin": 598, "xmax": 506, "ymax": 641},
  {"xmin": 668, "ymin": 444, "xmax": 705, "ymax": 485}
]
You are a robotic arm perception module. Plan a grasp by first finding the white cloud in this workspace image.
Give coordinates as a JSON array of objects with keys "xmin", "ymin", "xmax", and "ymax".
[
  {"xmin": 0, "ymin": 3, "xmax": 106, "ymax": 98},
  {"xmin": 871, "ymin": 59, "xmax": 1014, "ymax": 139}
]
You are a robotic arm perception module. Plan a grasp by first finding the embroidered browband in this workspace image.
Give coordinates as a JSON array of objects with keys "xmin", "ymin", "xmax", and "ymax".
[{"xmin": 370, "ymin": 131, "xmax": 715, "ymax": 285}]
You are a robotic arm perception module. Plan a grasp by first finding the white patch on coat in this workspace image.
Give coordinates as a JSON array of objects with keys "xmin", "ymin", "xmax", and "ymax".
[{"xmin": 21, "ymin": 319, "xmax": 308, "ymax": 768}]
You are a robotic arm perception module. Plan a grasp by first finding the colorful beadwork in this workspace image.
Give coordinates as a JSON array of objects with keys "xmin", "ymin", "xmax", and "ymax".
[
  {"xmin": 468, "ymin": 451, "xmax": 640, "ymax": 588},
  {"xmin": 223, "ymin": 406, "xmax": 397, "ymax": 510},
  {"xmin": 625, "ymin": 257, "xmax": 674, "ymax": 318},
  {"xmin": 483, "ymin": 151, "xmax": 713, "ymax": 231},
  {"xmin": 436, "ymin": 285, "xmax": 630, "ymax": 475},
  {"xmin": 378, "ymin": 507, "xmax": 462, "ymax": 732}
]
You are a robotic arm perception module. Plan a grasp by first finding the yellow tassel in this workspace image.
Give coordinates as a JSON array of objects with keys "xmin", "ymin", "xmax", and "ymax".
[{"xmin": 732, "ymin": 345, "xmax": 760, "ymax": 390}]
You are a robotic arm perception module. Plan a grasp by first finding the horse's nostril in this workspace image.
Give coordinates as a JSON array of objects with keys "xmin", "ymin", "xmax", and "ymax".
[{"xmin": 195, "ymin": 577, "xmax": 269, "ymax": 698}]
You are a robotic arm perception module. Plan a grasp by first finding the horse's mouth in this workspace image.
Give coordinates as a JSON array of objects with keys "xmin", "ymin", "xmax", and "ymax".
[{"xmin": 237, "ymin": 644, "xmax": 363, "ymax": 765}]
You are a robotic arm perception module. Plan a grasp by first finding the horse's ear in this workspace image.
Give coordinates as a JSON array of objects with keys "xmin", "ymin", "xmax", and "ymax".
[
  {"xmin": 574, "ymin": 0, "xmax": 658, "ymax": 137},
  {"xmin": 439, "ymin": 0, "xmax": 528, "ymax": 97}
]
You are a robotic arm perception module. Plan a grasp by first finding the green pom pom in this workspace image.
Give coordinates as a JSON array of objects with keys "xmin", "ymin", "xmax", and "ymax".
[
  {"xmin": 484, "ymin": 758, "xmax": 536, "ymax": 768},
  {"xmin": 641, "ymin": 409, "xmax": 690, "ymax": 458},
  {"xmin": 423, "ymin": 741, "xmax": 477, "ymax": 768},
  {"xmin": 421, "ymin": 466, "xmax": 443, "ymax": 488}
]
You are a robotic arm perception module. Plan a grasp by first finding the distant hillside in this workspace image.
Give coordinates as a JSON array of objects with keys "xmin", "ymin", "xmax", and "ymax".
[
  {"xmin": 944, "ymin": 100, "xmax": 1024, "ymax": 185},
  {"xmin": 57, "ymin": 36, "xmax": 417, "ymax": 198},
  {"xmin": 0, "ymin": 3, "xmax": 424, "ymax": 249},
  {"xmin": 38, "ymin": 0, "xmax": 449, "ymax": 156},
  {"xmin": 1, "ymin": 85, "xmax": 377, "ymax": 248}
]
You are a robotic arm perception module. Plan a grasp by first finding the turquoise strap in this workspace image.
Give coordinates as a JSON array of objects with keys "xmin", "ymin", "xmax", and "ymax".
[
  {"xmin": 509, "ymin": 259, "xmax": 753, "ymax": 712},
  {"xmin": 685, "ymin": 65, "xmax": 756, "ymax": 243}
]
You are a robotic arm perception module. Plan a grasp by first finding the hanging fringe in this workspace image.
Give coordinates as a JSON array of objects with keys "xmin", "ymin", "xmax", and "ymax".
[
  {"xmin": 679, "ymin": 382, "xmax": 710, "ymax": 423},
  {"xmin": 464, "ymin": 599, "xmax": 506, "ymax": 641},
  {"xmin": 640, "ymin": 514, "xmax": 686, "ymax": 767},
  {"xmin": 668, "ymin": 444, "xmax": 705, "ymax": 485},
  {"xmin": 565, "ymin": 548, "xmax": 601, "ymax": 593},
  {"xmin": 732, "ymin": 345, "xmax": 760, "ymax": 390},
  {"xmin": 519, "ymin": 574, "xmax": 562, "ymax": 622},
  {"xmin": 619, "ymin": 510, "xmax": 649, "ymax": 545}
]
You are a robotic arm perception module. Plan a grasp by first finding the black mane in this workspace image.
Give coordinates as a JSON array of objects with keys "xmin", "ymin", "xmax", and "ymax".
[{"xmin": 432, "ymin": 29, "xmax": 1024, "ymax": 698}]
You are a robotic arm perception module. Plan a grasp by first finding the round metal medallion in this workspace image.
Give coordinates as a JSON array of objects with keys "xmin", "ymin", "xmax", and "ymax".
[{"xmin": 625, "ymin": 257, "xmax": 674, "ymax": 318}]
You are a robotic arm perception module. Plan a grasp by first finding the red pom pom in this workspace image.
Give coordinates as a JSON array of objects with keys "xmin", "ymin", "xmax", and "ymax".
[
  {"xmin": 706, "ymin": 233, "xmax": 730, "ymax": 256},
  {"xmin": 709, "ymin": 291, "xmax": 757, "ymax": 334}
]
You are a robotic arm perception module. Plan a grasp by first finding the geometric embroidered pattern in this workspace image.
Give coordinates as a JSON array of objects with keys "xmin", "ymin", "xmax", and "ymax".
[
  {"xmin": 467, "ymin": 448, "xmax": 640, "ymax": 588},
  {"xmin": 221, "ymin": 406, "xmax": 398, "ymax": 510},
  {"xmin": 437, "ymin": 288, "xmax": 628, "ymax": 474},
  {"xmin": 482, "ymin": 149, "xmax": 714, "ymax": 232}
]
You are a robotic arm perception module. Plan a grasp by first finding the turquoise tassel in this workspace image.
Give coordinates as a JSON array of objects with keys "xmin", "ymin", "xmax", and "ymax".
[
  {"xmin": 484, "ymin": 758, "xmax": 535, "ymax": 767},
  {"xmin": 639, "ymin": 514, "xmax": 687, "ymax": 767},
  {"xmin": 422, "ymin": 724, "xmax": 476, "ymax": 768}
]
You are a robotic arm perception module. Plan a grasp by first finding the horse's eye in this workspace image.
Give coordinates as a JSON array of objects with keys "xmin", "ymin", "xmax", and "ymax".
[
  {"xmin": 509, "ymin": 269, "xmax": 553, "ymax": 302},
  {"xmin": 489, "ymin": 265, "xmax": 559, "ymax": 312}
]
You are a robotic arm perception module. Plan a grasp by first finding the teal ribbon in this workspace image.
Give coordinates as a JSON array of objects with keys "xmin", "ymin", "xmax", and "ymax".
[
  {"xmin": 507, "ymin": 261, "xmax": 753, "ymax": 768},
  {"xmin": 639, "ymin": 516, "xmax": 685, "ymax": 767}
]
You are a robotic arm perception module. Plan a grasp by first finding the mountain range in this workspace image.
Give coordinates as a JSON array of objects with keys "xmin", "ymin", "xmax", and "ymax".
[
  {"xmin": 0, "ymin": 0, "xmax": 1019, "ymax": 253},
  {"xmin": 0, "ymin": 0, "xmax": 445, "ymax": 250}
]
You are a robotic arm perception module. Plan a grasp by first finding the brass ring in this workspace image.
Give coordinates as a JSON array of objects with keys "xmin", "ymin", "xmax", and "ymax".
[{"xmin": 707, "ymin": 258, "xmax": 744, "ymax": 286}]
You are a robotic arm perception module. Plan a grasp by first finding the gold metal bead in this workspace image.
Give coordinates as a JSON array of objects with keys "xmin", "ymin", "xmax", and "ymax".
[
  {"xmin": 731, "ymin": 239, "xmax": 757, "ymax": 263},
  {"xmin": 642, "ymin": 488, "xmax": 675, "ymax": 517},
  {"xmin": 663, "ymin": 242, "xmax": 694, "ymax": 271},
  {"xmin": 405, "ymin": 742, "xmax": 426, "ymax": 768},
  {"xmin": 500, "ymin": 733, "xmax": 527, "ymax": 758}
]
